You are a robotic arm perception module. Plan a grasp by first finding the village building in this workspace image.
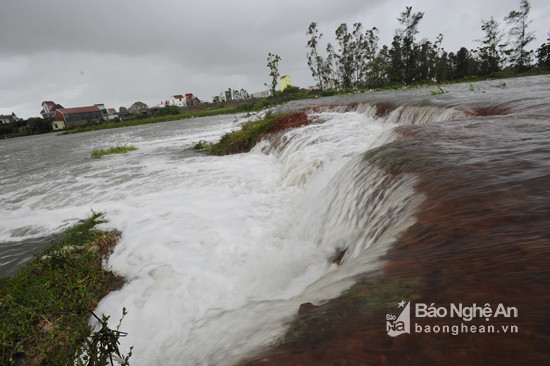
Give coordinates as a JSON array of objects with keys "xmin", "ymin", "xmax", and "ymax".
[
  {"xmin": 53, "ymin": 106, "xmax": 104, "ymax": 130},
  {"xmin": 250, "ymin": 90, "xmax": 272, "ymax": 99},
  {"xmin": 40, "ymin": 101, "xmax": 63, "ymax": 119},
  {"xmin": 107, "ymin": 108, "xmax": 118, "ymax": 120},
  {"xmin": 326, "ymin": 78, "xmax": 337, "ymax": 90},
  {"xmin": 168, "ymin": 95, "xmax": 186, "ymax": 107},
  {"xmin": 127, "ymin": 102, "xmax": 150, "ymax": 116},
  {"xmin": 0, "ymin": 113, "xmax": 18, "ymax": 124},
  {"xmin": 94, "ymin": 104, "xmax": 108, "ymax": 119},
  {"xmin": 280, "ymin": 75, "xmax": 291, "ymax": 92},
  {"xmin": 219, "ymin": 89, "xmax": 232, "ymax": 102},
  {"xmin": 185, "ymin": 93, "xmax": 200, "ymax": 106}
]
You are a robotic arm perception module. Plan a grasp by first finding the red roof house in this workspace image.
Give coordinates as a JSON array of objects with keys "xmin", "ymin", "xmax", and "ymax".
[
  {"xmin": 54, "ymin": 106, "xmax": 104, "ymax": 129},
  {"xmin": 41, "ymin": 101, "xmax": 63, "ymax": 119}
]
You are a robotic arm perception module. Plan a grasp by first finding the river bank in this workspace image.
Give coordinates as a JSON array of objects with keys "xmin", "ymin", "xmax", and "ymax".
[{"xmin": 0, "ymin": 213, "xmax": 127, "ymax": 364}]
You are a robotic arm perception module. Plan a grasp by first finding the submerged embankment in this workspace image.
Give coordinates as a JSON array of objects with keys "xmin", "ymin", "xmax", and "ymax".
[
  {"xmin": 1, "ymin": 76, "xmax": 549, "ymax": 365},
  {"xmin": 246, "ymin": 97, "xmax": 550, "ymax": 365}
]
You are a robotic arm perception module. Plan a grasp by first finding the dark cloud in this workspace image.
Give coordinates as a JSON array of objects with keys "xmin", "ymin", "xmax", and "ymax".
[{"xmin": 1, "ymin": 0, "xmax": 549, "ymax": 118}]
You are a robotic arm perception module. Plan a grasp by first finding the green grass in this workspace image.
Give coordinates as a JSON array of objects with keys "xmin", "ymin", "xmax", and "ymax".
[
  {"xmin": 91, "ymin": 145, "xmax": 137, "ymax": 158},
  {"xmin": 0, "ymin": 212, "xmax": 127, "ymax": 365},
  {"xmin": 198, "ymin": 112, "xmax": 284, "ymax": 156}
]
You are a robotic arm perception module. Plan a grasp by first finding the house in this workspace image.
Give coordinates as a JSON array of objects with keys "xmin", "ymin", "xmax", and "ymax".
[
  {"xmin": 280, "ymin": 75, "xmax": 291, "ymax": 92},
  {"xmin": 0, "ymin": 113, "xmax": 17, "ymax": 124},
  {"xmin": 107, "ymin": 108, "xmax": 118, "ymax": 120},
  {"xmin": 94, "ymin": 104, "xmax": 108, "ymax": 119},
  {"xmin": 40, "ymin": 101, "xmax": 63, "ymax": 119},
  {"xmin": 185, "ymin": 93, "xmax": 200, "ymax": 106},
  {"xmin": 52, "ymin": 120, "xmax": 66, "ymax": 131},
  {"xmin": 232, "ymin": 89, "xmax": 250, "ymax": 101},
  {"xmin": 219, "ymin": 89, "xmax": 232, "ymax": 102},
  {"xmin": 250, "ymin": 90, "xmax": 272, "ymax": 99},
  {"xmin": 127, "ymin": 102, "xmax": 150, "ymax": 116},
  {"xmin": 325, "ymin": 78, "xmax": 338, "ymax": 89},
  {"xmin": 168, "ymin": 95, "xmax": 186, "ymax": 107},
  {"xmin": 53, "ymin": 106, "xmax": 104, "ymax": 129}
]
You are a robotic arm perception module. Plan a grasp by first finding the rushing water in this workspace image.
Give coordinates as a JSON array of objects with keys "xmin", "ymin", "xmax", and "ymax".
[{"xmin": 1, "ymin": 75, "xmax": 549, "ymax": 364}]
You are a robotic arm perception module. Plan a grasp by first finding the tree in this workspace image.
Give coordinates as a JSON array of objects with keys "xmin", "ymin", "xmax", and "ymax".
[
  {"xmin": 335, "ymin": 23, "xmax": 354, "ymax": 89},
  {"xmin": 364, "ymin": 27, "xmax": 380, "ymax": 86},
  {"xmin": 265, "ymin": 52, "xmax": 281, "ymax": 96},
  {"xmin": 477, "ymin": 17, "xmax": 506, "ymax": 75},
  {"xmin": 324, "ymin": 43, "xmax": 338, "ymax": 88},
  {"xmin": 368, "ymin": 45, "xmax": 390, "ymax": 87},
  {"xmin": 350, "ymin": 23, "xmax": 367, "ymax": 87},
  {"xmin": 505, "ymin": 0, "xmax": 535, "ymax": 70},
  {"xmin": 306, "ymin": 22, "xmax": 326, "ymax": 90},
  {"xmin": 455, "ymin": 47, "xmax": 472, "ymax": 79},
  {"xmin": 396, "ymin": 6, "xmax": 425, "ymax": 84},
  {"xmin": 388, "ymin": 6, "xmax": 424, "ymax": 84},
  {"xmin": 388, "ymin": 35, "xmax": 404, "ymax": 83},
  {"xmin": 536, "ymin": 32, "xmax": 550, "ymax": 68}
]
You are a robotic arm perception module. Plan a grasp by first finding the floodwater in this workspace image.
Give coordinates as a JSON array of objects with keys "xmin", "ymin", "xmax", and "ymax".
[{"xmin": 1, "ymin": 75, "xmax": 549, "ymax": 365}]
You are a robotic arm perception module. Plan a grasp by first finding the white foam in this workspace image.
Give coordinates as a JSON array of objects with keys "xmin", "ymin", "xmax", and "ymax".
[{"xmin": 1, "ymin": 110, "xmax": 414, "ymax": 364}]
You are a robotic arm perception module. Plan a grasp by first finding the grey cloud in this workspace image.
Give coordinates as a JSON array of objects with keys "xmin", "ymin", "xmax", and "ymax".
[{"xmin": 1, "ymin": 0, "xmax": 549, "ymax": 118}]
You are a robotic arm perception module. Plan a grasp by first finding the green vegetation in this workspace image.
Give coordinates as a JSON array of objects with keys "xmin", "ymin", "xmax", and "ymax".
[
  {"xmin": 430, "ymin": 85, "xmax": 448, "ymax": 95},
  {"xmin": 0, "ymin": 212, "xmax": 129, "ymax": 365},
  {"xmin": 300, "ymin": 1, "xmax": 549, "ymax": 91},
  {"xmin": 265, "ymin": 52, "xmax": 282, "ymax": 96},
  {"xmin": 203, "ymin": 113, "xmax": 282, "ymax": 156},
  {"xmin": 194, "ymin": 111, "xmax": 311, "ymax": 156},
  {"xmin": 0, "ymin": 117, "xmax": 53, "ymax": 139},
  {"xmin": 91, "ymin": 145, "xmax": 138, "ymax": 158}
]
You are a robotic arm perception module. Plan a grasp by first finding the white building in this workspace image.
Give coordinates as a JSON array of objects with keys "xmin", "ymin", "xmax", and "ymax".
[
  {"xmin": 168, "ymin": 95, "xmax": 186, "ymax": 107},
  {"xmin": 250, "ymin": 90, "xmax": 272, "ymax": 99}
]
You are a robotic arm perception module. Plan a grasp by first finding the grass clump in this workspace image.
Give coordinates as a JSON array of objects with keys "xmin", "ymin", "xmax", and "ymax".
[
  {"xmin": 206, "ymin": 113, "xmax": 282, "ymax": 156},
  {"xmin": 91, "ymin": 145, "xmax": 137, "ymax": 158},
  {"xmin": 198, "ymin": 111, "xmax": 311, "ymax": 156},
  {"xmin": 0, "ymin": 212, "xmax": 129, "ymax": 365}
]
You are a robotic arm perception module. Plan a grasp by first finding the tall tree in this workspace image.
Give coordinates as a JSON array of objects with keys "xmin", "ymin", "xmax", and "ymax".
[
  {"xmin": 324, "ymin": 43, "xmax": 339, "ymax": 89},
  {"xmin": 536, "ymin": 32, "xmax": 550, "ymax": 68},
  {"xmin": 399, "ymin": 6, "xmax": 424, "ymax": 83},
  {"xmin": 477, "ymin": 17, "xmax": 506, "ymax": 76},
  {"xmin": 391, "ymin": 6, "xmax": 425, "ymax": 84},
  {"xmin": 350, "ymin": 23, "xmax": 368, "ymax": 88},
  {"xmin": 369, "ymin": 44, "xmax": 390, "ymax": 87},
  {"xmin": 388, "ymin": 35, "xmax": 404, "ymax": 83},
  {"xmin": 505, "ymin": 0, "xmax": 536, "ymax": 70},
  {"xmin": 455, "ymin": 47, "xmax": 472, "ymax": 79},
  {"xmin": 265, "ymin": 53, "xmax": 281, "ymax": 95},
  {"xmin": 363, "ymin": 27, "xmax": 380, "ymax": 87},
  {"xmin": 335, "ymin": 23, "xmax": 354, "ymax": 89},
  {"xmin": 306, "ymin": 22, "xmax": 326, "ymax": 90},
  {"xmin": 431, "ymin": 34, "xmax": 449, "ymax": 82}
]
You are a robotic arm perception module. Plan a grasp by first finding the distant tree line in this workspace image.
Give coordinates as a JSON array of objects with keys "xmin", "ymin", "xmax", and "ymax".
[
  {"xmin": 305, "ymin": 0, "xmax": 549, "ymax": 91},
  {"xmin": 0, "ymin": 117, "xmax": 53, "ymax": 138}
]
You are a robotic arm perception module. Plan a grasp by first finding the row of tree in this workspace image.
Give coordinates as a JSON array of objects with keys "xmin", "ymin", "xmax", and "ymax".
[{"xmin": 305, "ymin": 0, "xmax": 550, "ymax": 91}]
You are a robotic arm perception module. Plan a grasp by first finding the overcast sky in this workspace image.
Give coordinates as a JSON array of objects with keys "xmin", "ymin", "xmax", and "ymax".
[{"xmin": 1, "ymin": 0, "xmax": 549, "ymax": 119}]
